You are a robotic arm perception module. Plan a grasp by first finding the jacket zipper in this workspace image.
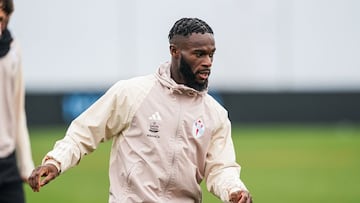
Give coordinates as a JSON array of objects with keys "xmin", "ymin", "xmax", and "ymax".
[{"xmin": 162, "ymin": 93, "xmax": 182, "ymax": 198}]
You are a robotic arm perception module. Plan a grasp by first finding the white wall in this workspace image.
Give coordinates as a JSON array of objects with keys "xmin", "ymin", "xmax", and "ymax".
[{"xmin": 10, "ymin": 0, "xmax": 360, "ymax": 92}]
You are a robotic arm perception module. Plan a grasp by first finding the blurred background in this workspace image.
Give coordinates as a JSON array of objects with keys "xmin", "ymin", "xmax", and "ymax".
[
  {"xmin": 8, "ymin": 0, "xmax": 360, "ymax": 202},
  {"xmin": 10, "ymin": 0, "xmax": 360, "ymax": 125}
]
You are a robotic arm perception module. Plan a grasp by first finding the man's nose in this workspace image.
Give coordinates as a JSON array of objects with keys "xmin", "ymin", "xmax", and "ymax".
[{"xmin": 202, "ymin": 55, "xmax": 212, "ymax": 67}]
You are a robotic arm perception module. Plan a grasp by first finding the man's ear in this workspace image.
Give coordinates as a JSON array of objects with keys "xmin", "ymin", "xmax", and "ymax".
[{"xmin": 169, "ymin": 44, "xmax": 180, "ymax": 57}]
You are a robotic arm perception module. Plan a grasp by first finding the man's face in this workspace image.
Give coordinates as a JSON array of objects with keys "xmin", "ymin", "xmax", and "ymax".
[
  {"xmin": 175, "ymin": 33, "xmax": 216, "ymax": 91},
  {"xmin": 179, "ymin": 54, "xmax": 208, "ymax": 91},
  {"xmin": 0, "ymin": 8, "xmax": 9, "ymax": 34}
]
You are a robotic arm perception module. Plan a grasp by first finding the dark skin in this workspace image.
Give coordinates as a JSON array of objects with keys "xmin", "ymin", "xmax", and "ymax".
[
  {"xmin": 29, "ymin": 32, "xmax": 252, "ymax": 203},
  {"xmin": 170, "ymin": 33, "xmax": 252, "ymax": 203},
  {"xmin": 0, "ymin": 4, "xmax": 10, "ymax": 36},
  {"xmin": 169, "ymin": 33, "xmax": 215, "ymax": 89},
  {"xmin": 28, "ymin": 164, "xmax": 58, "ymax": 192}
]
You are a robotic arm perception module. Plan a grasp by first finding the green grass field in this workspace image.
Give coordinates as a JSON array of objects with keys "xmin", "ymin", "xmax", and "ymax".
[{"xmin": 25, "ymin": 123, "xmax": 360, "ymax": 203}]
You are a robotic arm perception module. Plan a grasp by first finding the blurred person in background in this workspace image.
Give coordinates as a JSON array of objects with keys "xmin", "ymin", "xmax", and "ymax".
[
  {"xmin": 28, "ymin": 17, "xmax": 252, "ymax": 203},
  {"xmin": 0, "ymin": 0, "xmax": 35, "ymax": 203}
]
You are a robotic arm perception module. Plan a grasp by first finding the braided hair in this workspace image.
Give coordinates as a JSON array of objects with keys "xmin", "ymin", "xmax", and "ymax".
[{"xmin": 168, "ymin": 18, "xmax": 213, "ymax": 42}]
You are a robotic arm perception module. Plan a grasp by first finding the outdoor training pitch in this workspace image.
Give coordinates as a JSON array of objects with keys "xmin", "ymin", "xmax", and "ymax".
[{"xmin": 25, "ymin": 123, "xmax": 360, "ymax": 203}]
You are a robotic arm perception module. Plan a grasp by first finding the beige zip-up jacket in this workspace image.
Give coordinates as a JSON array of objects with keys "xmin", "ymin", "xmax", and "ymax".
[
  {"xmin": 44, "ymin": 62, "xmax": 248, "ymax": 202},
  {"xmin": 0, "ymin": 40, "xmax": 34, "ymax": 178}
]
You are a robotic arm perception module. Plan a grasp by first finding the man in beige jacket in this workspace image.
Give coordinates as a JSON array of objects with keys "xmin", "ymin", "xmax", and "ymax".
[
  {"xmin": 28, "ymin": 17, "xmax": 252, "ymax": 203},
  {"xmin": 0, "ymin": 1, "xmax": 35, "ymax": 203}
]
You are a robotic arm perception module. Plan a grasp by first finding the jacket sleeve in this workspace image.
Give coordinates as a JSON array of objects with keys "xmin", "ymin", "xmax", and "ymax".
[
  {"xmin": 15, "ymin": 54, "xmax": 35, "ymax": 179},
  {"xmin": 43, "ymin": 81, "xmax": 131, "ymax": 173},
  {"xmin": 205, "ymin": 116, "xmax": 248, "ymax": 202}
]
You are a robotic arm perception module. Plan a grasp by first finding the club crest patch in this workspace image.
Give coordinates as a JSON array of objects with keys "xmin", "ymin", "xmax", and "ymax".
[{"xmin": 192, "ymin": 119, "xmax": 205, "ymax": 138}]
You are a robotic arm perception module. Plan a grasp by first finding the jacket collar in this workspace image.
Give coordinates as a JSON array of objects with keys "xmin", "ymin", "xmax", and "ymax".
[{"xmin": 155, "ymin": 62, "xmax": 208, "ymax": 97}]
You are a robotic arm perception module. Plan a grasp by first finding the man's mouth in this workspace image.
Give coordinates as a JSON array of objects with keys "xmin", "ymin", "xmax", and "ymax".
[{"xmin": 196, "ymin": 70, "xmax": 211, "ymax": 81}]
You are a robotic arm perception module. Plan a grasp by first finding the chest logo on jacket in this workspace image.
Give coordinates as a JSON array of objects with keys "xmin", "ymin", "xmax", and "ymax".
[
  {"xmin": 192, "ymin": 119, "xmax": 205, "ymax": 138},
  {"xmin": 147, "ymin": 112, "xmax": 161, "ymax": 138}
]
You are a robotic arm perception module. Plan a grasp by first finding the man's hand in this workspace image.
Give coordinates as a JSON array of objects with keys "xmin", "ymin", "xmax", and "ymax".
[
  {"xmin": 229, "ymin": 190, "xmax": 253, "ymax": 203},
  {"xmin": 28, "ymin": 164, "xmax": 59, "ymax": 192}
]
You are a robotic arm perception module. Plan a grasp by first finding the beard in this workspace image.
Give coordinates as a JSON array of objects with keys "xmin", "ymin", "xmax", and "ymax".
[{"xmin": 179, "ymin": 56, "xmax": 209, "ymax": 91}]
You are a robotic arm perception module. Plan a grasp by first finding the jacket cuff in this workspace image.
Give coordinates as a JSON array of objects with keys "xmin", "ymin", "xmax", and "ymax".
[{"xmin": 42, "ymin": 156, "xmax": 62, "ymax": 173}]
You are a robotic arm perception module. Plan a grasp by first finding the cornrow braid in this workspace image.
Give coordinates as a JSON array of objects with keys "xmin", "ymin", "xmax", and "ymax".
[{"xmin": 168, "ymin": 18, "xmax": 213, "ymax": 41}]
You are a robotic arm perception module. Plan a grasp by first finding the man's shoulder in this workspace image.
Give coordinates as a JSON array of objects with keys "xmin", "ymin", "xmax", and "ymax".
[
  {"xmin": 110, "ymin": 74, "xmax": 156, "ymax": 93},
  {"xmin": 204, "ymin": 92, "xmax": 227, "ymax": 114}
]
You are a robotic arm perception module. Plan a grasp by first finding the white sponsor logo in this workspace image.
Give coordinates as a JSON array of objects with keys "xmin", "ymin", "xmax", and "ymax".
[
  {"xmin": 148, "ymin": 112, "xmax": 161, "ymax": 136},
  {"xmin": 149, "ymin": 112, "xmax": 162, "ymax": 121}
]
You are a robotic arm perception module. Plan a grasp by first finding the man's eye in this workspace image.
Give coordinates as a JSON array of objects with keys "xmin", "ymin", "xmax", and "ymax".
[{"xmin": 196, "ymin": 53, "xmax": 203, "ymax": 57}]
